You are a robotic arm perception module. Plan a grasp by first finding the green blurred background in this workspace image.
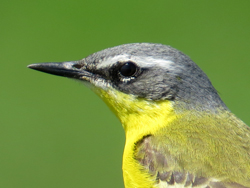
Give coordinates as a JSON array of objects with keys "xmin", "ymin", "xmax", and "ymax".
[{"xmin": 1, "ymin": 1, "xmax": 250, "ymax": 188}]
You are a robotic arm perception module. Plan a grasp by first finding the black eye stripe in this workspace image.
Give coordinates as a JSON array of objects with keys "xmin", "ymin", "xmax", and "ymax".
[{"xmin": 119, "ymin": 61, "xmax": 138, "ymax": 77}]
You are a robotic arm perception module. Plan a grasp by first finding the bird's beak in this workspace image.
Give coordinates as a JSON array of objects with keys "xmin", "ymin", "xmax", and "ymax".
[{"xmin": 27, "ymin": 61, "xmax": 93, "ymax": 80}]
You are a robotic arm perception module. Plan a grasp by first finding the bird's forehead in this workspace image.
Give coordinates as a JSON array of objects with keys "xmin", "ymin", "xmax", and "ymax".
[{"xmin": 95, "ymin": 54, "xmax": 175, "ymax": 70}]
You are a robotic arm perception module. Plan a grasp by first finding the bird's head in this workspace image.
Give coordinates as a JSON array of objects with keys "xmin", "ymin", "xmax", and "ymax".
[{"xmin": 28, "ymin": 43, "xmax": 227, "ymax": 133}]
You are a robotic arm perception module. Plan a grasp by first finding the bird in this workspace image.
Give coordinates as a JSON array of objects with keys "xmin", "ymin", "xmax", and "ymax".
[{"xmin": 28, "ymin": 43, "xmax": 250, "ymax": 188}]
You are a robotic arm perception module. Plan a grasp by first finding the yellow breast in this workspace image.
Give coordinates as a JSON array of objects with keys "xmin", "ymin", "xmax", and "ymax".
[{"xmin": 96, "ymin": 88, "xmax": 178, "ymax": 188}]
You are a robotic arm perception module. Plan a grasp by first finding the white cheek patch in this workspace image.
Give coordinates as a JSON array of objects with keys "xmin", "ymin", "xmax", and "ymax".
[{"xmin": 89, "ymin": 77, "xmax": 112, "ymax": 90}]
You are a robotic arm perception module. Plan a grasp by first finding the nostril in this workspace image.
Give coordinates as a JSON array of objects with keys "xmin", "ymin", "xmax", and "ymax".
[{"xmin": 73, "ymin": 64, "xmax": 84, "ymax": 69}]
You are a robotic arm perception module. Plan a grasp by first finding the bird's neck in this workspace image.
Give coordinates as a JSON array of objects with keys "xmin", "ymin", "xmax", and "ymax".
[
  {"xmin": 97, "ymin": 89, "xmax": 181, "ymax": 187},
  {"xmin": 121, "ymin": 99, "xmax": 178, "ymax": 187},
  {"xmin": 97, "ymin": 88, "xmax": 177, "ymax": 138}
]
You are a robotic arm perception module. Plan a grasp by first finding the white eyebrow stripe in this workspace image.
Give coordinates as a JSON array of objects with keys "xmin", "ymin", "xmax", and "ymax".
[
  {"xmin": 96, "ymin": 54, "xmax": 175, "ymax": 70},
  {"xmin": 96, "ymin": 54, "xmax": 130, "ymax": 69},
  {"xmin": 135, "ymin": 56, "xmax": 174, "ymax": 69}
]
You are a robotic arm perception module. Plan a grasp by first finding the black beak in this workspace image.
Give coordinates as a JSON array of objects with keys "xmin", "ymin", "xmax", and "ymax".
[{"xmin": 27, "ymin": 61, "xmax": 92, "ymax": 79}]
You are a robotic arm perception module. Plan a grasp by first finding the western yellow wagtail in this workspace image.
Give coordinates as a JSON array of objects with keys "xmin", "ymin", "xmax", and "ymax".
[{"xmin": 28, "ymin": 43, "xmax": 250, "ymax": 188}]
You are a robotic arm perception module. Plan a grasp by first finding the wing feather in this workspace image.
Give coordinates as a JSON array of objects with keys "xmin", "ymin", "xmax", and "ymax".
[{"xmin": 134, "ymin": 135, "xmax": 250, "ymax": 188}]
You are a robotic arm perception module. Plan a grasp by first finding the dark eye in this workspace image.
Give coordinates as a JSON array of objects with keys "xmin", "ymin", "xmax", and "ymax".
[{"xmin": 119, "ymin": 62, "xmax": 138, "ymax": 77}]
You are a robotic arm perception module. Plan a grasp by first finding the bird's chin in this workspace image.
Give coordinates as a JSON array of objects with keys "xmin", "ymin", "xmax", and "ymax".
[
  {"xmin": 73, "ymin": 76, "xmax": 113, "ymax": 97},
  {"xmin": 71, "ymin": 78, "xmax": 93, "ymax": 89},
  {"xmin": 89, "ymin": 78, "xmax": 112, "ymax": 91}
]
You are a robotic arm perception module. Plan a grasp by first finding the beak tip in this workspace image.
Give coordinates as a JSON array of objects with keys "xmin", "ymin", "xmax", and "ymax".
[{"xmin": 27, "ymin": 63, "xmax": 39, "ymax": 69}]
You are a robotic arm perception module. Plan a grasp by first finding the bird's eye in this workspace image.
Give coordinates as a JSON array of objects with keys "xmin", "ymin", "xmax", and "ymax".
[{"xmin": 119, "ymin": 62, "xmax": 138, "ymax": 77}]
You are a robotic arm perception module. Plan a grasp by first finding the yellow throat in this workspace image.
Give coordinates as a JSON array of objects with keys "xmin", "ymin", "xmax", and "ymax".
[{"xmin": 96, "ymin": 88, "xmax": 178, "ymax": 188}]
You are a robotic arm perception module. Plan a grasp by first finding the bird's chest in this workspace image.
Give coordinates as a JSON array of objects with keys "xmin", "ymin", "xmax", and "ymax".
[{"xmin": 122, "ymin": 138, "xmax": 157, "ymax": 188}]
